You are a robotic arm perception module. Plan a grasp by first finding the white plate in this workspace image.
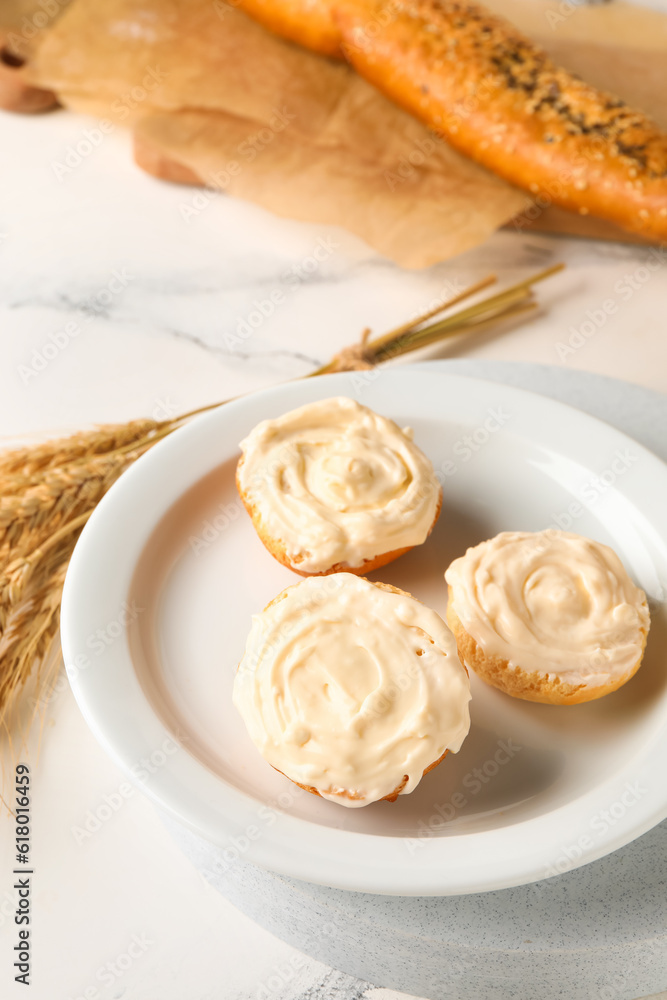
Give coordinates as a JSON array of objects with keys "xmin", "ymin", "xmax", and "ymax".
[{"xmin": 61, "ymin": 369, "xmax": 667, "ymax": 896}]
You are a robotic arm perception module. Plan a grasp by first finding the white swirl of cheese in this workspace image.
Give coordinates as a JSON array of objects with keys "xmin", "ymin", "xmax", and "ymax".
[
  {"xmin": 445, "ymin": 530, "xmax": 650, "ymax": 685},
  {"xmin": 233, "ymin": 574, "xmax": 471, "ymax": 807},
  {"xmin": 237, "ymin": 397, "xmax": 440, "ymax": 573}
]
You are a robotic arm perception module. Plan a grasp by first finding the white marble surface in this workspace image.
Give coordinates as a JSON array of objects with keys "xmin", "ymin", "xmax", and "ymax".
[{"xmin": 1, "ymin": 99, "xmax": 667, "ymax": 1000}]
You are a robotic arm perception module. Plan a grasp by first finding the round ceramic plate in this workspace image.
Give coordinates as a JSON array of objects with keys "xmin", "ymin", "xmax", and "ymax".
[{"xmin": 61, "ymin": 369, "xmax": 667, "ymax": 895}]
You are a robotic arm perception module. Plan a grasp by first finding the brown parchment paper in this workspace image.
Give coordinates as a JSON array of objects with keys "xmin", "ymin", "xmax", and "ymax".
[
  {"xmin": 24, "ymin": 0, "xmax": 531, "ymax": 268},
  {"xmin": 24, "ymin": 0, "xmax": 667, "ymax": 265},
  {"xmin": 0, "ymin": 0, "xmax": 73, "ymax": 111},
  {"xmin": 134, "ymin": 103, "xmax": 531, "ymax": 268},
  {"xmin": 0, "ymin": 0, "xmax": 73, "ymax": 57}
]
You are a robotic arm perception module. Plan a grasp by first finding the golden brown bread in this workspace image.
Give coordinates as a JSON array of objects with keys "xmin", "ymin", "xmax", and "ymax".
[
  {"xmin": 237, "ymin": 0, "xmax": 342, "ymax": 56},
  {"xmin": 338, "ymin": 0, "xmax": 667, "ymax": 240},
  {"xmin": 236, "ymin": 454, "xmax": 443, "ymax": 576},
  {"xmin": 446, "ymin": 588, "xmax": 647, "ymax": 706},
  {"xmin": 238, "ymin": 0, "xmax": 667, "ymax": 240}
]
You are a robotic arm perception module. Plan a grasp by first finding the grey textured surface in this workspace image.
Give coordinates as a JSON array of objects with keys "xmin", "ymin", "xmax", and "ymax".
[
  {"xmin": 164, "ymin": 813, "xmax": 667, "ymax": 1000},
  {"xmin": 164, "ymin": 363, "xmax": 667, "ymax": 1000}
]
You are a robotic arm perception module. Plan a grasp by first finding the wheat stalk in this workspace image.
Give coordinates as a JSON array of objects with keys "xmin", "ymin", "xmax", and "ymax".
[{"xmin": 0, "ymin": 264, "xmax": 563, "ymax": 733}]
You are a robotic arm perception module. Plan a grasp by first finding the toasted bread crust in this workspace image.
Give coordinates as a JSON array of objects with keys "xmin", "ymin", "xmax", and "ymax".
[
  {"xmin": 446, "ymin": 587, "xmax": 647, "ymax": 705},
  {"xmin": 238, "ymin": 0, "xmax": 342, "ymax": 56},
  {"xmin": 238, "ymin": 0, "xmax": 667, "ymax": 240},
  {"xmin": 236, "ymin": 453, "xmax": 442, "ymax": 577},
  {"xmin": 338, "ymin": 0, "xmax": 667, "ymax": 240}
]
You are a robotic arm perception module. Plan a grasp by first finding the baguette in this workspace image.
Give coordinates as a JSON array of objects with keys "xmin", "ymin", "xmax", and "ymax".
[
  {"xmin": 236, "ymin": 0, "xmax": 342, "ymax": 56},
  {"xmin": 238, "ymin": 0, "xmax": 667, "ymax": 240}
]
